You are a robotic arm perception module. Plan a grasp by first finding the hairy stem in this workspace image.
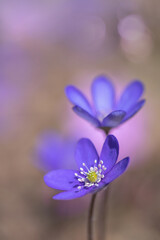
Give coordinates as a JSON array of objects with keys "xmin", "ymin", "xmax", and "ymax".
[
  {"xmin": 98, "ymin": 186, "xmax": 110, "ymax": 240},
  {"xmin": 88, "ymin": 193, "xmax": 97, "ymax": 240},
  {"xmin": 97, "ymin": 129, "xmax": 110, "ymax": 240}
]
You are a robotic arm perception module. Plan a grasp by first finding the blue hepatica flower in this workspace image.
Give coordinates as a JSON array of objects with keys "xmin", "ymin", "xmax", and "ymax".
[
  {"xmin": 34, "ymin": 131, "xmax": 76, "ymax": 172},
  {"xmin": 65, "ymin": 75, "xmax": 145, "ymax": 131},
  {"xmin": 44, "ymin": 135, "xmax": 129, "ymax": 200}
]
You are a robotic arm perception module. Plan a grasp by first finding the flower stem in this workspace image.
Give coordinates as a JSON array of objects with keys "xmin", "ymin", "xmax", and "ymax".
[
  {"xmin": 97, "ymin": 129, "xmax": 110, "ymax": 240},
  {"xmin": 88, "ymin": 193, "xmax": 97, "ymax": 240},
  {"xmin": 98, "ymin": 186, "xmax": 110, "ymax": 240}
]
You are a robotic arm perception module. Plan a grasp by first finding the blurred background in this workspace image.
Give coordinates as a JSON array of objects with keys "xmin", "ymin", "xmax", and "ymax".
[{"xmin": 0, "ymin": 0, "xmax": 160, "ymax": 239}]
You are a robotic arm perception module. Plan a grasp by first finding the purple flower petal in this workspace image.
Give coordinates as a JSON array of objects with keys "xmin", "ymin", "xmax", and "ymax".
[
  {"xmin": 44, "ymin": 169, "xmax": 78, "ymax": 190},
  {"xmin": 65, "ymin": 85, "xmax": 93, "ymax": 114},
  {"xmin": 102, "ymin": 157, "xmax": 129, "ymax": 185},
  {"xmin": 73, "ymin": 106, "xmax": 101, "ymax": 127},
  {"xmin": 53, "ymin": 188, "xmax": 92, "ymax": 200},
  {"xmin": 91, "ymin": 75, "xmax": 115, "ymax": 115},
  {"xmin": 122, "ymin": 99, "xmax": 146, "ymax": 122},
  {"xmin": 100, "ymin": 135, "xmax": 119, "ymax": 173},
  {"xmin": 75, "ymin": 138, "xmax": 99, "ymax": 169},
  {"xmin": 102, "ymin": 110, "xmax": 126, "ymax": 128},
  {"xmin": 117, "ymin": 80, "xmax": 144, "ymax": 111}
]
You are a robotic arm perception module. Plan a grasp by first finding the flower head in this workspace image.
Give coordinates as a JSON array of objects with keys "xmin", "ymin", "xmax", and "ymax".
[
  {"xmin": 44, "ymin": 135, "xmax": 129, "ymax": 200},
  {"xmin": 34, "ymin": 131, "xmax": 76, "ymax": 172},
  {"xmin": 65, "ymin": 75, "xmax": 145, "ymax": 132}
]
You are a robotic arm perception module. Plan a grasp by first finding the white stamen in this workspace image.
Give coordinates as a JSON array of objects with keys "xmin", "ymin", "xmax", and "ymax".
[
  {"xmin": 75, "ymin": 159, "xmax": 107, "ymax": 190},
  {"xmin": 82, "ymin": 163, "xmax": 89, "ymax": 171},
  {"xmin": 102, "ymin": 166, "xmax": 106, "ymax": 170}
]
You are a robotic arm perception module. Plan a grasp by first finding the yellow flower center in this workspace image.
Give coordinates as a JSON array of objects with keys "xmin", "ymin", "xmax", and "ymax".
[
  {"xmin": 75, "ymin": 160, "xmax": 107, "ymax": 190},
  {"xmin": 87, "ymin": 171, "xmax": 98, "ymax": 183}
]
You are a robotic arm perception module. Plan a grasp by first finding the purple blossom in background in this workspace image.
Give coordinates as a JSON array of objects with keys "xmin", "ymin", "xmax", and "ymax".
[
  {"xmin": 44, "ymin": 135, "xmax": 129, "ymax": 200},
  {"xmin": 65, "ymin": 75, "xmax": 145, "ymax": 132},
  {"xmin": 34, "ymin": 131, "xmax": 89, "ymax": 216},
  {"xmin": 34, "ymin": 131, "xmax": 76, "ymax": 172}
]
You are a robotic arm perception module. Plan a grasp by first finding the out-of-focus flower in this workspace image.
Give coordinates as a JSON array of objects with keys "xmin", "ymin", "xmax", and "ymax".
[
  {"xmin": 44, "ymin": 135, "xmax": 129, "ymax": 200},
  {"xmin": 65, "ymin": 75, "xmax": 145, "ymax": 133},
  {"xmin": 65, "ymin": 73, "xmax": 148, "ymax": 166},
  {"xmin": 34, "ymin": 131, "xmax": 76, "ymax": 172},
  {"xmin": 34, "ymin": 131, "xmax": 89, "ymax": 215}
]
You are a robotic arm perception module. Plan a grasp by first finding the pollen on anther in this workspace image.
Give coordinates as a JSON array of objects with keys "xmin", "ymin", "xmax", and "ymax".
[
  {"xmin": 75, "ymin": 173, "xmax": 78, "ymax": 177},
  {"xmin": 77, "ymin": 186, "xmax": 82, "ymax": 190}
]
